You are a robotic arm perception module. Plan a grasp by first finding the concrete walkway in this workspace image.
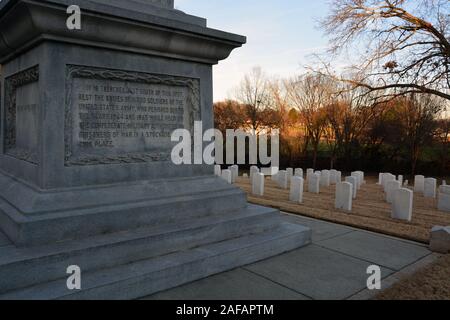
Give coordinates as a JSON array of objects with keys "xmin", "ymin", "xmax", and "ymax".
[{"xmin": 143, "ymin": 213, "xmax": 436, "ymax": 300}]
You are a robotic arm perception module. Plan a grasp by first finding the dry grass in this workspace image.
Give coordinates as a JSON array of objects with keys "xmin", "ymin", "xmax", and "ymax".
[
  {"xmin": 375, "ymin": 254, "xmax": 450, "ymax": 300},
  {"xmin": 236, "ymin": 177, "xmax": 450, "ymax": 244}
]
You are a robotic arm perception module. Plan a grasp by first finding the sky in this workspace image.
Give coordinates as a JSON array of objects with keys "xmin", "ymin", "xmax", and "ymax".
[{"xmin": 175, "ymin": 0, "xmax": 331, "ymax": 102}]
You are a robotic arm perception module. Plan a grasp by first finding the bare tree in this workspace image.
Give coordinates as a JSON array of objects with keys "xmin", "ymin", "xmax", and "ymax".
[
  {"xmin": 394, "ymin": 93, "xmax": 444, "ymax": 175},
  {"xmin": 286, "ymin": 73, "xmax": 333, "ymax": 168},
  {"xmin": 235, "ymin": 67, "xmax": 272, "ymax": 132},
  {"xmin": 322, "ymin": 0, "xmax": 450, "ymax": 101},
  {"xmin": 434, "ymin": 115, "xmax": 450, "ymax": 176}
]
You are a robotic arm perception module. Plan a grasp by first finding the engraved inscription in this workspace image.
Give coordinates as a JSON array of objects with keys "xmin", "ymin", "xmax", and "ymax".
[
  {"xmin": 4, "ymin": 66, "xmax": 39, "ymax": 164},
  {"xmin": 65, "ymin": 66, "xmax": 200, "ymax": 166}
]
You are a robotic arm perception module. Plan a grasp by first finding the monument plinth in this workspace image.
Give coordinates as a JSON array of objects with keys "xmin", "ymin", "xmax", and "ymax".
[{"xmin": 0, "ymin": 0, "xmax": 310, "ymax": 299}]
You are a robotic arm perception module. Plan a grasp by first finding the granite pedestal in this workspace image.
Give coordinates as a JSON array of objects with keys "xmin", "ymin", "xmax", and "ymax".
[{"xmin": 0, "ymin": 0, "xmax": 310, "ymax": 299}]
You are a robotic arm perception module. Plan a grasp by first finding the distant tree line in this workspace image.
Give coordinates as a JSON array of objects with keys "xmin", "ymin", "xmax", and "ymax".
[
  {"xmin": 214, "ymin": 69, "xmax": 449, "ymax": 177},
  {"xmin": 214, "ymin": 0, "xmax": 450, "ymax": 178}
]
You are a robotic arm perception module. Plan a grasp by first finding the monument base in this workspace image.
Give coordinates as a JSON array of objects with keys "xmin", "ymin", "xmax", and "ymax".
[
  {"xmin": 0, "ymin": 184, "xmax": 310, "ymax": 299},
  {"xmin": 0, "ymin": 0, "xmax": 311, "ymax": 299}
]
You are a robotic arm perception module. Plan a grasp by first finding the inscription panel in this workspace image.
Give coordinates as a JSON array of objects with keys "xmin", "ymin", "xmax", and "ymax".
[
  {"xmin": 65, "ymin": 66, "xmax": 200, "ymax": 166},
  {"xmin": 4, "ymin": 66, "xmax": 39, "ymax": 164}
]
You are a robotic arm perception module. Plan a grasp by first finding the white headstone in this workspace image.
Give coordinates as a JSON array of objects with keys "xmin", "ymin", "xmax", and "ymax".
[
  {"xmin": 392, "ymin": 188, "xmax": 413, "ymax": 222},
  {"xmin": 243, "ymin": 173, "xmax": 249, "ymax": 178},
  {"xmin": 424, "ymin": 178, "xmax": 437, "ymax": 198},
  {"xmin": 351, "ymin": 172, "xmax": 361, "ymax": 190},
  {"xmin": 252, "ymin": 172, "xmax": 265, "ymax": 196},
  {"xmin": 378, "ymin": 173, "xmax": 384, "ymax": 185},
  {"xmin": 286, "ymin": 168, "xmax": 294, "ymax": 179},
  {"xmin": 345, "ymin": 176, "xmax": 358, "ymax": 199},
  {"xmin": 306, "ymin": 169, "xmax": 314, "ymax": 181},
  {"xmin": 289, "ymin": 177, "xmax": 304, "ymax": 203},
  {"xmin": 443, "ymin": 180, "xmax": 447, "ymax": 186},
  {"xmin": 430, "ymin": 226, "xmax": 450, "ymax": 254},
  {"xmin": 250, "ymin": 166, "xmax": 259, "ymax": 182},
  {"xmin": 308, "ymin": 173, "xmax": 320, "ymax": 194},
  {"xmin": 335, "ymin": 171, "xmax": 342, "ymax": 183},
  {"xmin": 320, "ymin": 170, "xmax": 331, "ymax": 187},
  {"xmin": 330, "ymin": 169, "xmax": 338, "ymax": 184},
  {"xmin": 335, "ymin": 182, "xmax": 353, "ymax": 211},
  {"xmin": 277, "ymin": 170, "xmax": 288, "ymax": 189},
  {"xmin": 397, "ymin": 175, "xmax": 403, "ymax": 186},
  {"xmin": 383, "ymin": 174, "xmax": 396, "ymax": 192},
  {"xmin": 271, "ymin": 172, "xmax": 279, "ymax": 181},
  {"xmin": 230, "ymin": 165, "xmax": 239, "ymax": 182},
  {"xmin": 414, "ymin": 175, "xmax": 425, "ymax": 193},
  {"xmin": 403, "ymin": 180, "xmax": 409, "ymax": 187},
  {"xmin": 356, "ymin": 171, "xmax": 365, "ymax": 185},
  {"xmin": 440, "ymin": 185, "xmax": 450, "ymax": 195},
  {"xmin": 221, "ymin": 170, "xmax": 232, "ymax": 184},
  {"xmin": 386, "ymin": 180, "xmax": 401, "ymax": 204},
  {"xmin": 438, "ymin": 186, "xmax": 450, "ymax": 212},
  {"xmin": 229, "ymin": 165, "xmax": 239, "ymax": 183},
  {"xmin": 294, "ymin": 168, "xmax": 303, "ymax": 178},
  {"xmin": 438, "ymin": 192, "xmax": 450, "ymax": 212},
  {"xmin": 214, "ymin": 165, "xmax": 221, "ymax": 177}
]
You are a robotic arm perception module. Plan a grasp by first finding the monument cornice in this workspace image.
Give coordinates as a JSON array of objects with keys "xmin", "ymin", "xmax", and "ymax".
[{"xmin": 0, "ymin": 0, "xmax": 246, "ymax": 64}]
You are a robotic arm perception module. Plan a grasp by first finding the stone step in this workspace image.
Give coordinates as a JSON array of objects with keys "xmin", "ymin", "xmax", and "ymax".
[
  {"xmin": 0, "ymin": 204, "xmax": 280, "ymax": 294},
  {"xmin": 1, "ymin": 185, "xmax": 248, "ymax": 247},
  {"xmin": 0, "ymin": 231, "xmax": 11, "ymax": 248},
  {"xmin": 0, "ymin": 222, "xmax": 311, "ymax": 300}
]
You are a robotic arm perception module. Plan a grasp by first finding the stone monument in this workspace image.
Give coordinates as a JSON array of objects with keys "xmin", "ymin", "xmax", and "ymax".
[{"xmin": 0, "ymin": 0, "xmax": 310, "ymax": 299}]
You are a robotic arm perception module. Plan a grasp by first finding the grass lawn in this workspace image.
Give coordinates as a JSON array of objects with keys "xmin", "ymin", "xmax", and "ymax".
[{"xmin": 375, "ymin": 254, "xmax": 450, "ymax": 300}]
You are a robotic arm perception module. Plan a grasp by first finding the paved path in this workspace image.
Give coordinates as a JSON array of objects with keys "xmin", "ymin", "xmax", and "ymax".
[{"xmin": 143, "ymin": 213, "xmax": 436, "ymax": 300}]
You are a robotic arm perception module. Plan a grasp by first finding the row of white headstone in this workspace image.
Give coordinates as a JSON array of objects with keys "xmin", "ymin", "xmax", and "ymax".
[
  {"xmin": 410, "ymin": 175, "xmax": 449, "ymax": 212},
  {"xmin": 377, "ymin": 173, "xmax": 450, "ymax": 222},
  {"xmin": 216, "ymin": 165, "xmax": 449, "ymax": 217}
]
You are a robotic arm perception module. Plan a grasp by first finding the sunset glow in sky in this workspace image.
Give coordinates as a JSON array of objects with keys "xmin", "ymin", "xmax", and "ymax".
[{"xmin": 176, "ymin": 0, "xmax": 330, "ymax": 101}]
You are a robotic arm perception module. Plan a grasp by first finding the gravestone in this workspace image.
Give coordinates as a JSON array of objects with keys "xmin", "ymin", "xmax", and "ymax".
[
  {"xmin": 335, "ymin": 171, "xmax": 342, "ymax": 183},
  {"xmin": 424, "ymin": 178, "xmax": 437, "ymax": 198},
  {"xmin": 277, "ymin": 170, "xmax": 289, "ymax": 189},
  {"xmin": 383, "ymin": 173, "xmax": 396, "ymax": 192},
  {"xmin": 414, "ymin": 175, "xmax": 425, "ymax": 193},
  {"xmin": 214, "ymin": 165, "xmax": 221, "ymax": 177},
  {"xmin": 0, "ymin": 0, "xmax": 310, "ymax": 299},
  {"xmin": 440, "ymin": 185, "xmax": 450, "ymax": 195},
  {"xmin": 289, "ymin": 177, "xmax": 304, "ymax": 203},
  {"xmin": 386, "ymin": 180, "xmax": 401, "ymax": 204},
  {"xmin": 320, "ymin": 170, "xmax": 330, "ymax": 187},
  {"xmin": 430, "ymin": 226, "xmax": 450, "ymax": 254},
  {"xmin": 330, "ymin": 169, "xmax": 338, "ymax": 184},
  {"xmin": 221, "ymin": 170, "xmax": 232, "ymax": 184},
  {"xmin": 438, "ymin": 186, "xmax": 450, "ymax": 212},
  {"xmin": 378, "ymin": 173, "xmax": 384, "ymax": 185},
  {"xmin": 250, "ymin": 166, "xmax": 259, "ymax": 182},
  {"xmin": 355, "ymin": 171, "xmax": 365, "ymax": 186},
  {"xmin": 351, "ymin": 172, "xmax": 361, "ymax": 190},
  {"xmin": 397, "ymin": 175, "xmax": 403, "ymax": 186},
  {"xmin": 286, "ymin": 168, "xmax": 294, "ymax": 182},
  {"xmin": 294, "ymin": 168, "xmax": 303, "ymax": 178},
  {"xmin": 335, "ymin": 182, "xmax": 353, "ymax": 212},
  {"xmin": 345, "ymin": 176, "xmax": 358, "ymax": 199},
  {"xmin": 306, "ymin": 168, "xmax": 314, "ymax": 180},
  {"xmin": 308, "ymin": 173, "xmax": 320, "ymax": 194},
  {"xmin": 271, "ymin": 171, "xmax": 279, "ymax": 181},
  {"xmin": 392, "ymin": 188, "xmax": 413, "ymax": 222},
  {"xmin": 230, "ymin": 165, "xmax": 239, "ymax": 183},
  {"xmin": 252, "ymin": 173, "xmax": 265, "ymax": 197}
]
